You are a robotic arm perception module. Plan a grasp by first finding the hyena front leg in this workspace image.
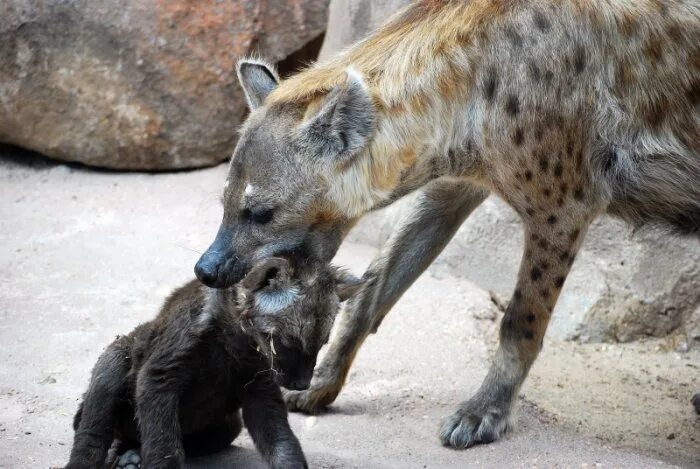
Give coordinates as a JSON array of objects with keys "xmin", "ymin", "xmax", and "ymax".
[
  {"xmin": 440, "ymin": 205, "xmax": 596, "ymax": 448},
  {"xmin": 285, "ymin": 180, "xmax": 488, "ymax": 413}
]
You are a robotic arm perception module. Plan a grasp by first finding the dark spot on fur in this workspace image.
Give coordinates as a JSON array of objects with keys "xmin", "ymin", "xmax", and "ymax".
[
  {"xmin": 574, "ymin": 188, "xmax": 584, "ymax": 200},
  {"xmin": 543, "ymin": 188, "xmax": 552, "ymax": 198},
  {"xmin": 514, "ymin": 289, "xmax": 522, "ymax": 300},
  {"xmin": 483, "ymin": 67, "xmax": 499, "ymax": 102},
  {"xmin": 530, "ymin": 266, "xmax": 542, "ymax": 281},
  {"xmin": 505, "ymin": 318, "xmax": 513, "ymax": 330},
  {"xmin": 525, "ymin": 170, "xmax": 533, "ymax": 181},
  {"xmin": 554, "ymin": 276, "xmax": 565, "ymax": 288},
  {"xmin": 538, "ymin": 239, "xmax": 548, "ymax": 249},
  {"xmin": 505, "ymin": 94, "xmax": 520, "ymax": 116},
  {"xmin": 539, "ymin": 156, "xmax": 549, "ymax": 172},
  {"xmin": 547, "ymin": 215, "xmax": 558, "ymax": 224},
  {"xmin": 602, "ymin": 145, "xmax": 618, "ymax": 172},
  {"xmin": 540, "ymin": 288, "xmax": 549, "ymax": 298},
  {"xmin": 526, "ymin": 207, "xmax": 536, "ymax": 217},
  {"xmin": 526, "ymin": 313, "xmax": 536, "ymax": 323},
  {"xmin": 541, "ymin": 262, "xmax": 550, "ymax": 270},
  {"xmin": 543, "ymin": 70, "xmax": 554, "ymax": 85},
  {"xmin": 528, "ymin": 62, "xmax": 542, "ymax": 83},
  {"xmin": 557, "ymin": 197, "xmax": 565, "ymax": 207},
  {"xmin": 524, "ymin": 330, "xmax": 535, "ymax": 340},
  {"xmin": 570, "ymin": 228, "xmax": 580, "ymax": 241},
  {"xmin": 554, "ymin": 162, "xmax": 563, "ymax": 177},
  {"xmin": 505, "ymin": 26, "xmax": 523, "ymax": 48},
  {"xmin": 513, "ymin": 127, "xmax": 524, "ymax": 146},
  {"xmin": 559, "ymin": 251, "xmax": 569, "ymax": 261},
  {"xmin": 573, "ymin": 46, "xmax": 586, "ymax": 74},
  {"xmin": 533, "ymin": 10, "xmax": 551, "ymax": 31},
  {"xmin": 560, "ymin": 183, "xmax": 568, "ymax": 194},
  {"xmin": 534, "ymin": 127, "xmax": 544, "ymax": 141}
]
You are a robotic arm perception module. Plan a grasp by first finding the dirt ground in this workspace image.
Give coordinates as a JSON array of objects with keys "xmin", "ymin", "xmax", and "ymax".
[{"xmin": 1, "ymin": 148, "xmax": 698, "ymax": 468}]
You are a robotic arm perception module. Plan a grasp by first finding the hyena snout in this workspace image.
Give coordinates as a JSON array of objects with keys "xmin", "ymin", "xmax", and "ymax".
[
  {"xmin": 195, "ymin": 225, "xmax": 248, "ymax": 288},
  {"xmin": 274, "ymin": 339, "xmax": 317, "ymax": 391}
]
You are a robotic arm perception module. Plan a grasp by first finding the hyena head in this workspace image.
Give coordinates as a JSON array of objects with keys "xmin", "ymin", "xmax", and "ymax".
[
  {"xmin": 236, "ymin": 256, "xmax": 362, "ymax": 390},
  {"xmin": 194, "ymin": 59, "xmax": 377, "ymax": 288}
]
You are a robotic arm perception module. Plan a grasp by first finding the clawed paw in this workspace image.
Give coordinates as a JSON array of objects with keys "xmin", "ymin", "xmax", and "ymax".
[
  {"xmin": 115, "ymin": 449, "xmax": 141, "ymax": 469},
  {"xmin": 283, "ymin": 378, "xmax": 342, "ymax": 414},
  {"xmin": 438, "ymin": 401, "xmax": 510, "ymax": 449}
]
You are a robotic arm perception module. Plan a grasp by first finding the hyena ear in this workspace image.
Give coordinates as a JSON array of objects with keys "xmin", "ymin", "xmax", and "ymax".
[
  {"xmin": 241, "ymin": 257, "xmax": 291, "ymax": 293},
  {"xmin": 237, "ymin": 59, "xmax": 279, "ymax": 110},
  {"xmin": 333, "ymin": 268, "xmax": 364, "ymax": 302},
  {"xmin": 298, "ymin": 68, "xmax": 376, "ymax": 163}
]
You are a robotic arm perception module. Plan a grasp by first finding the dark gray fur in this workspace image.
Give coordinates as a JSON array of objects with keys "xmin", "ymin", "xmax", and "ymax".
[{"xmin": 65, "ymin": 258, "xmax": 360, "ymax": 469}]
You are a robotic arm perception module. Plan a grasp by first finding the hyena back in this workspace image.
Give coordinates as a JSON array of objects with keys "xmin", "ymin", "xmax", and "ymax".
[{"xmin": 195, "ymin": 0, "xmax": 700, "ymax": 449}]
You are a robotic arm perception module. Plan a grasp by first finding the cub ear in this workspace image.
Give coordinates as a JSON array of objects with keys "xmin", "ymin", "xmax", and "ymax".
[
  {"xmin": 297, "ymin": 68, "xmax": 376, "ymax": 163},
  {"xmin": 241, "ymin": 257, "xmax": 291, "ymax": 293},
  {"xmin": 333, "ymin": 268, "xmax": 364, "ymax": 302},
  {"xmin": 237, "ymin": 59, "xmax": 279, "ymax": 110}
]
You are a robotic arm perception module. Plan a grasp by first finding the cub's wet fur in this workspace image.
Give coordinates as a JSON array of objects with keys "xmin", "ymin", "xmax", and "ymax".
[
  {"xmin": 194, "ymin": 0, "xmax": 699, "ymax": 451},
  {"xmin": 65, "ymin": 258, "xmax": 361, "ymax": 469}
]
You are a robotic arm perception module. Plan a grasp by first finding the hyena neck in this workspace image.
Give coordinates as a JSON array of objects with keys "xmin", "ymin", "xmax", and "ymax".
[{"xmin": 271, "ymin": 2, "xmax": 490, "ymax": 217}]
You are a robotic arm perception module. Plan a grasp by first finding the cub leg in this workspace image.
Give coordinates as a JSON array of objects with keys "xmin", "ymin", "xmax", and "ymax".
[
  {"xmin": 183, "ymin": 411, "xmax": 242, "ymax": 457},
  {"xmin": 135, "ymin": 355, "xmax": 190, "ymax": 469},
  {"xmin": 66, "ymin": 338, "xmax": 131, "ymax": 469},
  {"xmin": 244, "ymin": 376, "xmax": 307, "ymax": 469}
]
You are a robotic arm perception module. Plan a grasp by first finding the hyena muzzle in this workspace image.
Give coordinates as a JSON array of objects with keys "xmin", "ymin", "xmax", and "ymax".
[{"xmin": 195, "ymin": 0, "xmax": 700, "ymax": 449}]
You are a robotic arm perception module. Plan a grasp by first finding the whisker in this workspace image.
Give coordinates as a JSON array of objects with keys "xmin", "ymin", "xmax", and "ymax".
[{"xmin": 168, "ymin": 242, "xmax": 203, "ymax": 255}]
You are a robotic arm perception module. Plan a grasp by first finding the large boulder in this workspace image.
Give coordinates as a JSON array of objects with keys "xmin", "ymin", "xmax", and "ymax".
[
  {"xmin": 0, "ymin": 0, "xmax": 328, "ymax": 170},
  {"xmin": 325, "ymin": 0, "xmax": 700, "ymax": 345}
]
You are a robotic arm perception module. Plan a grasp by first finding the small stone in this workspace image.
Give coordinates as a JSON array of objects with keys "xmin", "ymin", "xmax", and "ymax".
[
  {"xmin": 305, "ymin": 416, "xmax": 317, "ymax": 428},
  {"xmin": 667, "ymin": 433, "xmax": 676, "ymax": 440},
  {"xmin": 675, "ymin": 341, "xmax": 689, "ymax": 353}
]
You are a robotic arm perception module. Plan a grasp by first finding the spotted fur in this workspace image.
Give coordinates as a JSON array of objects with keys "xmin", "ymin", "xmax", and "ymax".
[{"xmin": 196, "ymin": 0, "xmax": 700, "ymax": 450}]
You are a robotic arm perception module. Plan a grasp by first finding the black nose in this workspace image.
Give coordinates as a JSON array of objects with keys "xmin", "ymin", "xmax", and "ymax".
[
  {"xmin": 281, "ymin": 376, "xmax": 312, "ymax": 391},
  {"xmin": 194, "ymin": 254, "xmax": 220, "ymax": 287}
]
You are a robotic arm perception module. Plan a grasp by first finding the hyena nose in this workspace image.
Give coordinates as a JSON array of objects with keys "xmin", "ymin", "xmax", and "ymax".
[{"xmin": 194, "ymin": 254, "xmax": 221, "ymax": 287}]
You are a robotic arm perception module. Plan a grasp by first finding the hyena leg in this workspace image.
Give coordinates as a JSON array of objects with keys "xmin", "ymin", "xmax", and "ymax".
[
  {"xmin": 135, "ymin": 359, "xmax": 188, "ymax": 469},
  {"xmin": 243, "ymin": 377, "xmax": 307, "ymax": 469},
  {"xmin": 66, "ymin": 339, "xmax": 130, "ymax": 469},
  {"xmin": 285, "ymin": 181, "xmax": 488, "ymax": 413},
  {"xmin": 439, "ymin": 210, "xmax": 595, "ymax": 448}
]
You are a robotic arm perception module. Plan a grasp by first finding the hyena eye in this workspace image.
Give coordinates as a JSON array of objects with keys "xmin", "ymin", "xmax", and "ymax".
[{"xmin": 243, "ymin": 207, "xmax": 274, "ymax": 225}]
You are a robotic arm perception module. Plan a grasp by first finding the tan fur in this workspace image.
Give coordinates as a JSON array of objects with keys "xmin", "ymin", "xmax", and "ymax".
[{"xmin": 221, "ymin": 0, "xmax": 699, "ymax": 449}]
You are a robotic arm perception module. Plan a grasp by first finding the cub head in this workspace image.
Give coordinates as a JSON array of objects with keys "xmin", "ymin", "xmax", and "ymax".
[
  {"xmin": 194, "ymin": 58, "xmax": 377, "ymax": 288},
  {"xmin": 236, "ymin": 257, "xmax": 362, "ymax": 391}
]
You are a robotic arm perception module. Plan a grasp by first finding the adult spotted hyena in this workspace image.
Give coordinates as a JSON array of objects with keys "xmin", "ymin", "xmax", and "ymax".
[{"xmin": 195, "ymin": 0, "xmax": 699, "ymax": 449}]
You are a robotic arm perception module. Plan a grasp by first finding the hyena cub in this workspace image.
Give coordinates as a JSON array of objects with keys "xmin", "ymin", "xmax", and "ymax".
[{"xmin": 65, "ymin": 257, "xmax": 361, "ymax": 469}]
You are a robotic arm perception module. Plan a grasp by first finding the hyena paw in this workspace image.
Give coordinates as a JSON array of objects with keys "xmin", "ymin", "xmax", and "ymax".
[
  {"xmin": 116, "ymin": 449, "xmax": 141, "ymax": 469},
  {"xmin": 283, "ymin": 376, "xmax": 342, "ymax": 413},
  {"xmin": 438, "ymin": 399, "xmax": 510, "ymax": 449}
]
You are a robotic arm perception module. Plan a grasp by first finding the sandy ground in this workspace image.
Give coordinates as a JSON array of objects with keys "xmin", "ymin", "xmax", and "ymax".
[{"xmin": 0, "ymin": 147, "xmax": 698, "ymax": 468}]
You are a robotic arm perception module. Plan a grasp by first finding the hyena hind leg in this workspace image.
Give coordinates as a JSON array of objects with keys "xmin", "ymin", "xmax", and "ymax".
[
  {"xmin": 440, "ymin": 204, "xmax": 596, "ymax": 448},
  {"xmin": 66, "ymin": 338, "xmax": 131, "ymax": 468}
]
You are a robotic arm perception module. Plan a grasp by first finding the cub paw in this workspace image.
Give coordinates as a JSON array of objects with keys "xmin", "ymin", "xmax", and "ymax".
[
  {"xmin": 438, "ymin": 400, "xmax": 510, "ymax": 449},
  {"xmin": 116, "ymin": 449, "xmax": 141, "ymax": 469}
]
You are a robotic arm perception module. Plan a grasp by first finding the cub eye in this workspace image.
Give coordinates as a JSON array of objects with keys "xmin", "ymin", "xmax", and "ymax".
[{"xmin": 244, "ymin": 207, "xmax": 274, "ymax": 224}]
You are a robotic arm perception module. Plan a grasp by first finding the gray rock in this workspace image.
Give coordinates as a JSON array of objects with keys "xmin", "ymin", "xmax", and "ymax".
[
  {"xmin": 0, "ymin": 0, "xmax": 327, "ymax": 170},
  {"xmin": 326, "ymin": 0, "xmax": 700, "ymax": 344}
]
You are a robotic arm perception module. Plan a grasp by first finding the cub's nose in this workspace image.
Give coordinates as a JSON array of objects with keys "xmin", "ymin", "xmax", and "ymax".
[{"xmin": 194, "ymin": 254, "xmax": 220, "ymax": 287}]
